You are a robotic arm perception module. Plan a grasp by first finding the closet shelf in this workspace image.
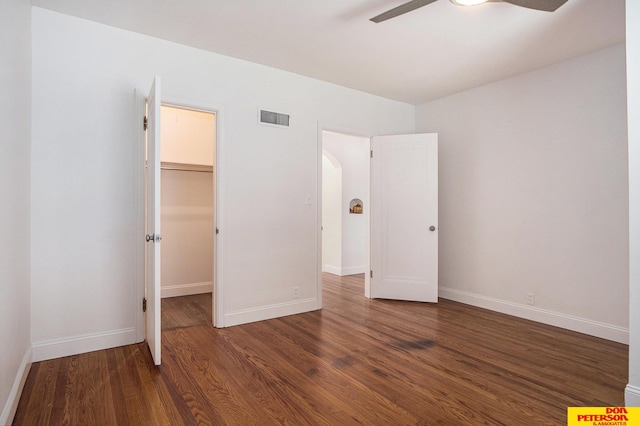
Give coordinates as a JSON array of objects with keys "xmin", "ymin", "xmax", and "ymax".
[{"xmin": 161, "ymin": 162, "xmax": 213, "ymax": 173}]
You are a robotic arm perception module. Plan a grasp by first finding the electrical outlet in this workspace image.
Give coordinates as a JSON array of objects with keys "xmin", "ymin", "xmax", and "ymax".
[
  {"xmin": 293, "ymin": 286, "xmax": 300, "ymax": 299},
  {"xmin": 526, "ymin": 292, "xmax": 535, "ymax": 306}
]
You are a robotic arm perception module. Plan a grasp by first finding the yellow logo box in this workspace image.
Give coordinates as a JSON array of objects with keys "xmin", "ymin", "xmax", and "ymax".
[{"xmin": 568, "ymin": 407, "xmax": 640, "ymax": 425}]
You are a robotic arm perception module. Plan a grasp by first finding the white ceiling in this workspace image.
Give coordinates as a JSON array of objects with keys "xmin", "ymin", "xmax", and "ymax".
[{"xmin": 31, "ymin": 0, "xmax": 625, "ymax": 105}]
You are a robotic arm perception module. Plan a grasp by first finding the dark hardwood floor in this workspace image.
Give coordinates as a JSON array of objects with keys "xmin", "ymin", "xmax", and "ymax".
[{"xmin": 14, "ymin": 274, "xmax": 628, "ymax": 425}]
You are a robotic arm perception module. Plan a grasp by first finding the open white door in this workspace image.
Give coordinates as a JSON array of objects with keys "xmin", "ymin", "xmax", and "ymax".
[
  {"xmin": 370, "ymin": 133, "xmax": 438, "ymax": 302},
  {"xmin": 145, "ymin": 76, "xmax": 161, "ymax": 365}
]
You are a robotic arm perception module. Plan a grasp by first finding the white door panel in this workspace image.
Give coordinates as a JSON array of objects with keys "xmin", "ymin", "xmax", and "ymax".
[
  {"xmin": 145, "ymin": 76, "xmax": 161, "ymax": 365},
  {"xmin": 370, "ymin": 133, "xmax": 438, "ymax": 302}
]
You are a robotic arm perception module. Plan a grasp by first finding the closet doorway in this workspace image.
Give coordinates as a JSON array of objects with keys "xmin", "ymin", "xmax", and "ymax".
[{"xmin": 159, "ymin": 105, "xmax": 216, "ymax": 331}]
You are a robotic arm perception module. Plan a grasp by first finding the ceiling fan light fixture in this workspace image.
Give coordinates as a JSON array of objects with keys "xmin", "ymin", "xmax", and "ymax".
[
  {"xmin": 450, "ymin": 0, "xmax": 489, "ymax": 6},
  {"xmin": 371, "ymin": 0, "xmax": 566, "ymax": 23}
]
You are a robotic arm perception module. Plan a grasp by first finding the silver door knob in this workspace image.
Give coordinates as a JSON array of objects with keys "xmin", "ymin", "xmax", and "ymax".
[
  {"xmin": 429, "ymin": 226, "xmax": 436, "ymax": 232},
  {"xmin": 146, "ymin": 233, "xmax": 162, "ymax": 242}
]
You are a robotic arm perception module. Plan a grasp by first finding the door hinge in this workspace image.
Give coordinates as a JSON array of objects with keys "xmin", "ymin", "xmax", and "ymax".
[
  {"xmin": 142, "ymin": 297, "xmax": 147, "ymax": 312},
  {"xmin": 216, "ymin": 228, "xmax": 219, "ymax": 235},
  {"xmin": 370, "ymin": 270, "xmax": 373, "ymax": 278},
  {"xmin": 370, "ymin": 150, "xmax": 373, "ymax": 158},
  {"xmin": 143, "ymin": 116, "xmax": 148, "ymax": 131}
]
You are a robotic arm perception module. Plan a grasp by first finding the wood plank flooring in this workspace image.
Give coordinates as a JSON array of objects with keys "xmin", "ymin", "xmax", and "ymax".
[
  {"xmin": 14, "ymin": 273, "xmax": 628, "ymax": 425},
  {"xmin": 161, "ymin": 292, "xmax": 212, "ymax": 331}
]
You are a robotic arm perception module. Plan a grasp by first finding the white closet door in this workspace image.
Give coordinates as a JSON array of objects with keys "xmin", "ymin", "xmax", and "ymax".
[{"xmin": 145, "ymin": 76, "xmax": 162, "ymax": 365}]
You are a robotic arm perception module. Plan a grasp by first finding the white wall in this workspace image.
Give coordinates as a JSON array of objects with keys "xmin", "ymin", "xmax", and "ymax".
[
  {"xmin": 323, "ymin": 131, "xmax": 369, "ymax": 275},
  {"xmin": 322, "ymin": 153, "xmax": 342, "ymax": 274},
  {"xmin": 161, "ymin": 169, "xmax": 214, "ymax": 297},
  {"xmin": 626, "ymin": 0, "xmax": 640, "ymax": 406},
  {"xmin": 0, "ymin": 0, "xmax": 32, "ymax": 423},
  {"xmin": 161, "ymin": 106, "xmax": 215, "ymax": 166},
  {"xmin": 416, "ymin": 44, "xmax": 629, "ymax": 343},
  {"xmin": 30, "ymin": 8, "xmax": 415, "ymax": 358}
]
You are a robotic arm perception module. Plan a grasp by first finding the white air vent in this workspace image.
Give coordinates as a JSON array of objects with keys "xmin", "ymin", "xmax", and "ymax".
[{"xmin": 258, "ymin": 108, "xmax": 290, "ymax": 128}]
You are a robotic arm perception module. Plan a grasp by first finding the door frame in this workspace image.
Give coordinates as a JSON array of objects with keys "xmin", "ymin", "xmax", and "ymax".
[
  {"xmin": 136, "ymin": 92, "xmax": 226, "ymax": 341},
  {"xmin": 317, "ymin": 124, "xmax": 372, "ymax": 299}
]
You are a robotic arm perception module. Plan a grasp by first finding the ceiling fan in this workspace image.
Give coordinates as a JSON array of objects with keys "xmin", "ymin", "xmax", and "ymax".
[{"xmin": 370, "ymin": 0, "xmax": 568, "ymax": 23}]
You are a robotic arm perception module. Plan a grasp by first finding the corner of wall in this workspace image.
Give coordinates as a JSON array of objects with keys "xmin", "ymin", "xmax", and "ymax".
[
  {"xmin": 627, "ymin": 0, "xmax": 640, "ymax": 408},
  {"xmin": 0, "ymin": 0, "xmax": 32, "ymax": 423},
  {"xmin": 0, "ymin": 347, "xmax": 32, "ymax": 426}
]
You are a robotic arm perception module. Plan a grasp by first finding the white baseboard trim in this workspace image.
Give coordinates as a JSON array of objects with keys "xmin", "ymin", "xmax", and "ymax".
[
  {"xmin": 322, "ymin": 264, "xmax": 341, "ymax": 275},
  {"xmin": 439, "ymin": 287, "xmax": 629, "ymax": 344},
  {"xmin": 223, "ymin": 298, "xmax": 319, "ymax": 328},
  {"xmin": 322, "ymin": 265, "xmax": 365, "ymax": 276},
  {"xmin": 0, "ymin": 347, "xmax": 32, "ymax": 426},
  {"xmin": 161, "ymin": 281, "xmax": 213, "ymax": 298},
  {"xmin": 340, "ymin": 266, "xmax": 366, "ymax": 276},
  {"xmin": 32, "ymin": 327, "xmax": 137, "ymax": 362},
  {"xmin": 626, "ymin": 384, "xmax": 640, "ymax": 407}
]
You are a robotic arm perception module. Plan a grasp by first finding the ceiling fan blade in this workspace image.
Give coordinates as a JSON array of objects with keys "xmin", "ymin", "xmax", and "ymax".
[
  {"xmin": 501, "ymin": 0, "xmax": 568, "ymax": 12},
  {"xmin": 370, "ymin": 0, "xmax": 439, "ymax": 23}
]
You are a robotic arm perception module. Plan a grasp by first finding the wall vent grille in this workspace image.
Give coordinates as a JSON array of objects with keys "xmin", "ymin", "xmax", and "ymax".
[{"xmin": 259, "ymin": 109, "xmax": 290, "ymax": 128}]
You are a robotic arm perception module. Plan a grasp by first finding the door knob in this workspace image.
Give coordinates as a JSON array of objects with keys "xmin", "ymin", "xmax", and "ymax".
[
  {"xmin": 146, "ymin": 233, "xmax": 162, "ymax": 242},
  {"xmin": 429, "ymin": 226, "xmax": 436, "ymax": 232}
]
